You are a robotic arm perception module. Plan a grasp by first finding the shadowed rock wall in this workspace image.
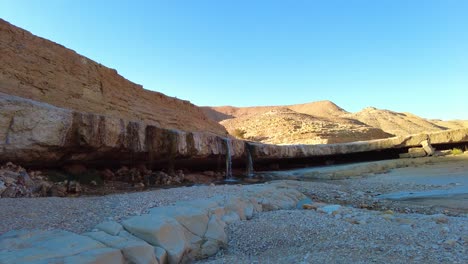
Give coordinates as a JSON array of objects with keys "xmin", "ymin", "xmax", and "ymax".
[{"xmin": 1, "ymin": 93, "xmax": 467, "ymax": 169}]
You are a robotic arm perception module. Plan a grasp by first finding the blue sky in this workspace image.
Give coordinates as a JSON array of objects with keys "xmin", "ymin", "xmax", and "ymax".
[{"xmin": 1, "ymin": 0, "xmax": 467, "ymax": 119}]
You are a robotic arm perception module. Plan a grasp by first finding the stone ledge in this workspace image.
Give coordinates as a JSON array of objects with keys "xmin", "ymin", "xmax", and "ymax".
[
  {"xmin": 1, "ymin": 93, "xmax": 467, "ymax": 168},
  {"xmin": 0, "ymin": 182, "xmax": 306, "ymax": 264}
]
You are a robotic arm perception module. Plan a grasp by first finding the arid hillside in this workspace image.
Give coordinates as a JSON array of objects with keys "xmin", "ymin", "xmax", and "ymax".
[
  {"xmin": 0, "ymin": 19, "xmax": 226, "ymax": 135},
  {"xmin": 431, "ymin": 120, "xmax": 468, "ymax": 130},
  {"xmin": 342, "ymin": 107, "xmax": 449, "ymax": 136},
  {"xmin": 202, "ymin": 100, "xmax": 347, "ymax": 122},
  {"xmin": 204, "ymin": 102, "xmax": 468, "ymax": 144},
  {"xmin": 219, "ymin": 107, "xmax": 392, "ymax": 144}
]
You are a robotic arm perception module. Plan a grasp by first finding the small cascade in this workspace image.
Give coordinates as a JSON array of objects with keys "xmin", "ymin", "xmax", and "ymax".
[
  {"xmin": 224, "ymin": 138, "xmax": 233, "ymax": 179},
  {"xmin": 245, "ymin": 143, "xmax": 254, "ymax": 177}
]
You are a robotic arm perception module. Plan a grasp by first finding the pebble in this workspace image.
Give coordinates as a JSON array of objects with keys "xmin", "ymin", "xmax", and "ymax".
[
  {"xmin": 318, "ymin": 204, "xmax": 341, "ymax": 214},
  {"xmin": 199, "ymin": 206, "xmax": 468, "ymax": 264}
]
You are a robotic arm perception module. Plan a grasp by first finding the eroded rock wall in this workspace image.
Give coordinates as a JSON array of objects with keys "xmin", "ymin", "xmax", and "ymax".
[
  {"xmin": 1, "ymin": 92, "xmax": 468, "ymax": 168},
  {"xmin": 0, "ymin": 93, "xmax": 243, "ymax": 166}
]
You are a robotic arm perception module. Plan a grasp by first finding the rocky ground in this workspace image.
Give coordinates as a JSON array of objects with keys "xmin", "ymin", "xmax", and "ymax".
[
  {"xmin": 199, "ymin": 208, "xmax": 467, "ymax": 264},
  {"xmin": 1, "ymin": 156, "xmax": 467, "ymax": 263},
  {"xmin": 0, "ymin": 161, "xmax": 227, "ymax": 198},
  {"xmin": 198, "ymin": 156, "xmax": 468, "ymax": 263}
]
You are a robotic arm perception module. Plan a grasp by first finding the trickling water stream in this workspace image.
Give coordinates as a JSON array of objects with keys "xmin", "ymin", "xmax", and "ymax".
[
  {"xmin": 224, "ymin": 138, "xmax": 233, "ymax": 179},
  {"xmin": 245, "ymin": 143, "xmax": 254, "ymax": 177}
]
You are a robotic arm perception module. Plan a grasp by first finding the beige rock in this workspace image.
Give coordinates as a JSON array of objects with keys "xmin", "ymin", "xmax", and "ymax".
[
  {"xmin": 53, "ymin": 248, "xmax": 125, "ymax": 264},
  {"xmin": 148, "ymin": 206, "xmax": 209, "ymax": 238},
  {"xmin": 84, "ymin": 231, "xmax": 157, "ymax": 264},
  {"xmin": 421, "ymin": 140, "xmax": 435, "ymax": 156},
  {"xmin": 407, "ymin": 147, "xmax": 427, "ymax": 158},
  {"xmin": 122, "ymin": 215, "xmax": 190, "ymax": 264},
  {"xmin": 154, "ymin": 247, "xmax": 168, "ymax": 264},
  {"xmin": 95, "ymin": 221, "xmax": 123, "ymax": 236},
  {"xmin": 302, "ymin": 204, "xmax": 317, "ymax": 210},
  {"xmin": 0, "ymin": 229, "xmax": 111, "ymax": 264}
]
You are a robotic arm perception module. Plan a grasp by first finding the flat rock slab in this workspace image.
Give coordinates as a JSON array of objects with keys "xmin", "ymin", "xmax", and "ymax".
[
  {"xmin": 0, "ymin": 229, "xmax": 123, "ymax": 264},
  {"xmin": 84, "ymin": 231, "xmax": 157, "ymax": 264},
  {"xmin": 0, "ymin": 182, "xmax": 307, "ymax": 264}
]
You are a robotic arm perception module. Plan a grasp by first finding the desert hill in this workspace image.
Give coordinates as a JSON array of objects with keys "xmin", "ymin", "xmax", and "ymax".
[
  {"xmin": 430, "ymin": 120, "xmax": 468, "ymax": 130},
  {"xmin": 204, "ymin": 102, "xmax": 468, "ymax": 145},
  {"xmin": 287, "ymin": 100, "xmax": 348, "ymax": 118},
  {"xmin": 0, "ymin": 19, "xmax": 226, "ymax": 135},
  {"xmin": 219, "ymin": 107, "xmax": 392, "ymax": 144},
  {"xmin": 202, "ymin": 100, "xmax": 347, "ymax": 122},
  {"xmin": 343, "ymin": 107, "xmax": 449, "ymax": 136}
]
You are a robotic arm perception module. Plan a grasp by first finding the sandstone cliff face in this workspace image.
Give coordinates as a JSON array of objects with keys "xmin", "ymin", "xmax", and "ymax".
[
  {"xmin": 0, "ymin": 19, "xmax": 226, "ymax": 136},
  {"xmin": 0, "ymin": 93, "xmax": 243, "ymax": 166},
  {"xmin": 2, "ymin": 92, "xmax": 467, "ymax": 168}
]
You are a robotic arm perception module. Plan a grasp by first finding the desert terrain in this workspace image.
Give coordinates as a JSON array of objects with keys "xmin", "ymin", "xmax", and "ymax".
[
  {"xmin": 0, "ymin": 18, "xmax": 468, "ymax": 264},
  {"xmin": 203, "ymin": 102, "xmax": 468, "ymax": 145},
  {"xmin": 1, "ymin": 154, "xmax": 467, "ymax": 263}
]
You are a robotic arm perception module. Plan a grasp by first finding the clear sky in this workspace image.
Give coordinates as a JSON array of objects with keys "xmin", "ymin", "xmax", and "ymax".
[{"xmin": 1, "ymin": 0, "xmax": 467, "ymax": 119}]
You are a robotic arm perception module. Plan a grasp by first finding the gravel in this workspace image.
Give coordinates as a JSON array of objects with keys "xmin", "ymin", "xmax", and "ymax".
[
  {"xmin": 0, "ymin": 184, "xmax": 245, "ymax": 234},
  {"xmin": 199, "ymin": 208, "xmax": 467, "ymax": 264}
]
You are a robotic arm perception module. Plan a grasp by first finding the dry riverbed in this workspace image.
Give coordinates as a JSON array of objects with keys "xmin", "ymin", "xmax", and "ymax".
[
  {"xmin": 1, "ymin": 155, "xmax": 467, "ymax": 263},
  {"xmin": 199, "ymin": 155, "xmax": 468, "ymax": 264}
]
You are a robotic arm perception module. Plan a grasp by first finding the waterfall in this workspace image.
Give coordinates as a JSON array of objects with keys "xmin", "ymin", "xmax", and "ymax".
[
  {"xmin": 224, "ymin": 138, "xmax": 233, "ymax": 179},
  {"xmin": 245, "ymin": 143, "xmax": 254, "ymax": 177}
]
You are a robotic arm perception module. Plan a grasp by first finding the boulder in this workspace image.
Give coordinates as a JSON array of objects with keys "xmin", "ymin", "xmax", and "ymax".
[
  {"xmin": 51, "ymin": 248, "xmax": 125, "ymax": 264},
  {"xmin": 407, "ymin": 147, "xmax": 427, "ymax": 158},
  {"xmin": 204, "ymin": 215, "xmax": 227, "ymax": 244},
  {"xmin": 148, "ymin": 206, "xmax": 209, "ymax": 238},
  {"xmin": 95, "ymin": 221, "xmax": 124, "ymax": 236},
  {"xmin": 122, "ymin": 215, "xmax": 190, "ymax": 264},
  {"xmin": 84, "ymin": 231, "xmax": 157, "ymax": 264},
  {"xmin": 318, "ymin": 205, "xmax": 342, "ymax": 215},
  {"xmin": 421, "ymin": 140, "xmax": 435, "ymax": 156},
  {"xmin": 154, "ymin": 247, "xmax": 168, "ymax": 264}
]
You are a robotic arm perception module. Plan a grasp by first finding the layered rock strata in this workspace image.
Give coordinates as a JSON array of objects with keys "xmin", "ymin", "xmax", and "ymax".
[
  {"xmin": 0, "ymin": 93, "xmax": 244, "ymax": 166},
  {"xmin": 1, "ymin": 93, "xmax": 468, "ymax": 168}
]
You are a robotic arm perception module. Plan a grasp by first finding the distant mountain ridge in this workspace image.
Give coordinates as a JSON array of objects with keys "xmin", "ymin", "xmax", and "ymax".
[{"xmin": 202, "ymin": 101, "xmax": 468, "ymax": 145}]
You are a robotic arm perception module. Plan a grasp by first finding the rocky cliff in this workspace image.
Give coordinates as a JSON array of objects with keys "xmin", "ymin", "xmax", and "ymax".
[
  {"xmin": 0, "ymin": 93, "xmax": 244, "ymax": 167},
  {"xmin": 2, "ymin": 92, "xmax": 467, "ymax": 169},
  {"xmin": 0, "ymin": 19, "xmax": 226, "ymax": 136}
]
